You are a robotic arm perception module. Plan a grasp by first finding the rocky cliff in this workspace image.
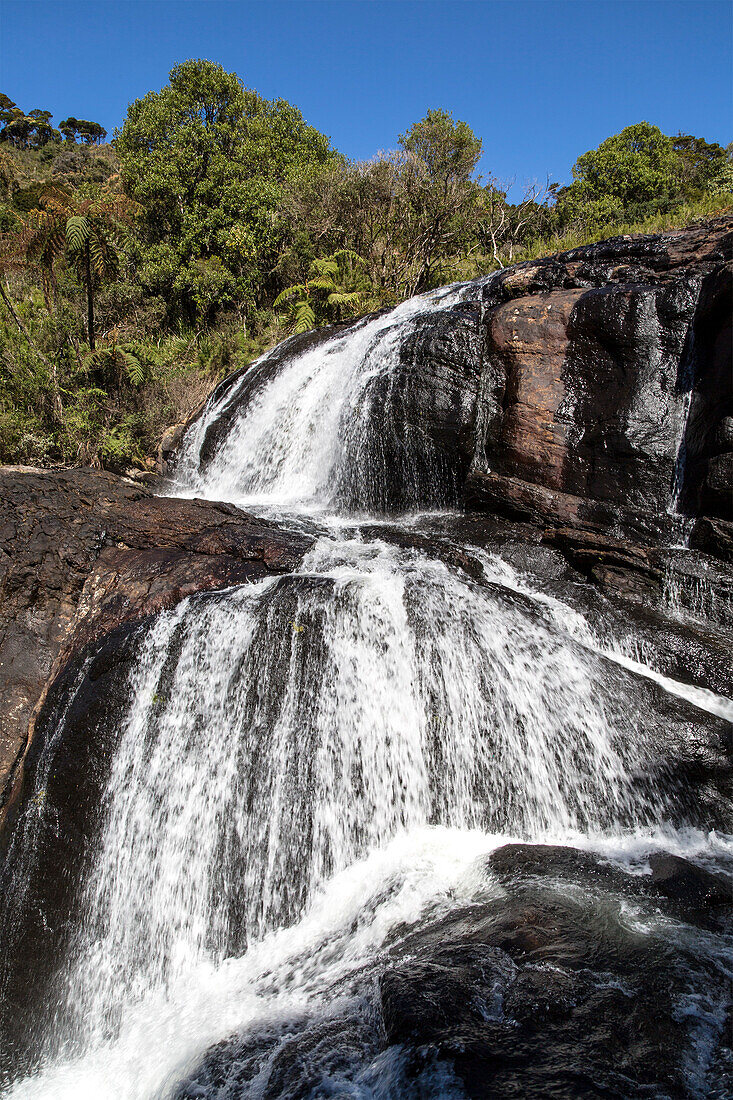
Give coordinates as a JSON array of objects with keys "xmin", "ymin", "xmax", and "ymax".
[{"xmin": 1, "ymin": 217, "xmax": 731, "ymax": 810}]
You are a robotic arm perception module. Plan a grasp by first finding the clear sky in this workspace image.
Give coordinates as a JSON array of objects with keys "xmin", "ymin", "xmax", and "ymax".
[{"xmin": 1, "ymin": 0, "xmax": 730, "ymax": 197}]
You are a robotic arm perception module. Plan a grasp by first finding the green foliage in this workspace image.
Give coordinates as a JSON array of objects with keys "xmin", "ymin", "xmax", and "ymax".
[
  {"xmin": 399, "ymin": 108, "xmax": 482, "ymax": 185},
  {"xmin": 115, "ymin": 59, "xmax": 338, "ymax": 323},
  {"xmin": 85, "ymin": 335, "xmax": 148, "ymax": 388},
  {"xmin": 554, "ymin": 122, "xmax": 732, "ymax": 234},
  {"xmin": 274, "ymin": 251, "xmax": 368, "ymax": 332},
  {"xmin": 1, "ymin": 72, "xmax": 731, "ymax": 475},
  {"xmin": 0, "ymin": 94, "xmax": 106, "ymax": 150}
]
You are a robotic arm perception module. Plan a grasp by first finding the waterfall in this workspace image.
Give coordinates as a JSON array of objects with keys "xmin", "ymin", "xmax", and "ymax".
[
  {"xmin": 47, "ymin": 535, "xmax": 661, "ymax": 1052},
  {"xmin": 173, "ymin": 281, "xmax": 486, "ymax": 515},
  {"xmin": 3, "ymin": 280, "xmax": 731, "ymax": 1099}
]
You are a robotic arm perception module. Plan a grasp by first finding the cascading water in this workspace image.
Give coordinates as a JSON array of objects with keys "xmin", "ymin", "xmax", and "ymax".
[
  {"xmin": 53, "ymin": 538, "xmax": 663, "ymax": 1048},
  {"xmin": 173, "ymin": 281, "xmax": 486, "ymax": 516},
  {"xmin": 3, "ymin": 280, "xmax": 732, "ymax": 1099}
]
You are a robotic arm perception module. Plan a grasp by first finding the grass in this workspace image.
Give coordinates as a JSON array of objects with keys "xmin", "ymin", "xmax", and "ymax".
[{"xmin": 510, "ymin": 192, "xmax": 733, "ymax": 267}]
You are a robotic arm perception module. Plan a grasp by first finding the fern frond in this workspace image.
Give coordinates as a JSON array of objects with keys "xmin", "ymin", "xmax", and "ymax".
[
  {"xmin": 330, "ymin": 249, "xmax": 366, "ymax": 267},
  {"xmin": 310, "ymin": 258, "xmax": 339, "ymax": 278},
  {"xmin": 327, "ymin": 291, "xmax": 363, "ymax": 306},
  {"xmin": 66, "ymin": 215, "xmax": 89, "ymax": 252},
  {"xmin": 89, "ymin": 234, "xmax": 120, "ymax": 278},
  {"xmin": 123, "ymin": 351, "xmax": 146, "ymax": 386},
  {"xmin": 293, "ymin": 301, "xmax": 316, "ymax": 333},
  {"xmin": 307, "ymin": 276, "xmax": 336, "ymax": 292},
  {"xmin": 273, "ymin": 283, "xmax": 306, "ymax": 307}
]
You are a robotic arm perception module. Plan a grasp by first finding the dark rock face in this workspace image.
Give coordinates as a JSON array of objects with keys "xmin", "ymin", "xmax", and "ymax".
[
  {"xmin": 177, "ymin": 219, "xmax": 732, "ymax": 603},
  {"xmin": 0, "ymin": 619, "xmax": 148, "ymax": 1072},
  {"xmin": 336, "ymin": 300, "xmax": 486, "ymax": 511},
  {"xmin": 472, "ymin": 220, "xmax": 732, "ymax": 523},
  {"xmin": 0, "ymin": 472, "xmax": 314, "ymax": 1074},
  {"xmin": 379, "ymin": 844, "xmax": 733, "ymax": 1099},
  {"xmin": 0, "ymin": 468, "xmax": 312, "ymax": 807}
]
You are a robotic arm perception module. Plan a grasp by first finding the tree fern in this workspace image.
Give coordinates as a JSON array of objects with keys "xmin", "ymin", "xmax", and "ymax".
[
  {"xmin": 306, "ymin": 276, "xmax": 338, "ymax": 292},
  {"xmin": 275, "ymin": 249, "xmax": 370, "ymax": 333},
  {"xmin": 330, "ymin": 249, "xmax": 366, "ymax": 267},
  {"xmin": 273, "ymin": 283, "xmax": 305, "ymax": 306}
]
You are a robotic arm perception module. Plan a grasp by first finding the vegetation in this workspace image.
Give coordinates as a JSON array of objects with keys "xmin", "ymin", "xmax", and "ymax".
[{"xmin": 0, "ymin": 62, "xmax": 730, "ymax": 472}]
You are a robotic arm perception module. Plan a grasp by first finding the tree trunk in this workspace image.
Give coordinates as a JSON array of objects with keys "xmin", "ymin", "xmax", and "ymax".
[{"xmin": 85, "ymin": 241, "xmax": 95, "ymax": 350}]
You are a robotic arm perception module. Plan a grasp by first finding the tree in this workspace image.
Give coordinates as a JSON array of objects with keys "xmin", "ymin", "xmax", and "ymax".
[
  {"xmin": 394, "ymin": 109, "xmax": 483, "ymax": 294},
  {"xmin": 0, "ymin": 99, "xmax": 61, "ymax": 148},
  {"xmin": 77, "ymin": 120, "xmax": 107, "ymax": 145},
  {"xmin": 27, "ymin": 110, "xmax": 59, "ymax": 147},
  {"xmin": 0, "ymin": 94, "xmax": 16, "ymax": 128},
  {"xmin": 7, "ymin": 188, "xmax": 137, "ymax": 348},
  {"xmin": 399, "ymin": 108, "xmax": 482, "ymax": 189},
  {"xmin": 556, "ymin": 122, "xmax": 683, "ymax": 230},
  {"xmin": 476, "ymin": 179, "xmax": 556, "ymax": 266},
  {"xmin": 59, "ymin": 117, "xmax": 81, "ymax": 142},
  {"xmin": 58, "ymin": 117, "xmax": 107, "ymax": 144},
  {"xmin": 115, "ymin": 59, "xmax": 338, "ymax": 322},
  {"xmin": 555, "ymin": 122, "xmax": 733, "ymax": 233},
  {"xmin": 672, "ymin": 134, "xmax": 731, "ymax": 197}
]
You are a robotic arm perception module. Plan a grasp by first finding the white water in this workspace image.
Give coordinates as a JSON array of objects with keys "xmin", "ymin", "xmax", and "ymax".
[
  {"xmin": 5, "ymin": 281, "xmax": 732, "ymax": 1098},
  {"xmin": 173, "ymin": 281, "xmax": 479, "ymax": 515},
  {"xmin": 475, "ymin": 549, "xmax": 733, "ymax": 722}
]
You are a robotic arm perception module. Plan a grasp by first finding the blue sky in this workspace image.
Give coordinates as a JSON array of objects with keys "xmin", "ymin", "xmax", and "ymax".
[{"xmin": 1, "ymin": 0, "xmax": 730, "ymax": 196}]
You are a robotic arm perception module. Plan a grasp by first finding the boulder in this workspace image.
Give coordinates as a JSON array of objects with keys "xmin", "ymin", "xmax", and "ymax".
[
  {"xmin": 378, "ymin": 843, "xmax": 733, "ymax": 1098},
  {"xmin": 167, "ymin": 842, "xmax": 733, "ymax": 1099}
]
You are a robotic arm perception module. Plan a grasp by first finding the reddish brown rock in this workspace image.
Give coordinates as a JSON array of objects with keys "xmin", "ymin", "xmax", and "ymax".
[
  {"xmin": 0, "ymin": 467, "xmax": 311, "ymax": 804},
  {"xmin": 486, "ymin": 290, "xmax": 582, "ymax": 489},
  {"xmin": 470, "ymin": 217, "xmax": 733, "ymax": 521},
  {"xmin": 464, "ymin": 469, "xmax": 672, "ymax": 544}
]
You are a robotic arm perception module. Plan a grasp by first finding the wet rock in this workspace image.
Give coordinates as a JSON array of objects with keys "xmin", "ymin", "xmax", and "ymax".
[
  {"xmin": 689, "ymin": 516, "xmax": 733, "ymax": 563},
  {"xmin": 489, "ymin": 844, "xmax": 733, "ymax": 922},
  {"xmin": 715, "ymin": 417, "xmax": 733, "ymax": 451},
  {"xmin": 171, "ymin": 841, "xmax": 733, "ymax": 1100},
  {"xmin": 703, "ymin": 452, "xmax": 733, "ymax": 520},
  {"xmin": 487, "ymin": 842, "xmax": 628, "ymax": 890},
  {"xmin": 464, "ymin": 469, "xmax": 673, "ymax": 542},
  {"xmin": 0, "ymin": 468, "xmax": 313, "ymax": 805},
  {"xmin": 337, "ymin": 300, "xmax": 485, "ymax": 511},
  {"xmin": 0, "ymin": 618, "xmax": 148, "ymax": 1073},
  {"xmin": 379, "ymin": 843, "xmax": 733, "ymax": 1099},
  {"xmin": 542, "ymin": 526, "xmax": 662, "ymax": 601},
  {"xmin": 647, "ymin": 852, "xmax": 732, "ymax": 910},
  {"xmin": 172, "ymin": 217, "xmax": 731, "ymax": 534}
]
